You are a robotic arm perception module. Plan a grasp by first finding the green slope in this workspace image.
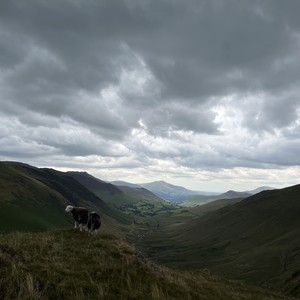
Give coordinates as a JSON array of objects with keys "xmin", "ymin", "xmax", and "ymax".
[
  {"xmin": 0, "ymin": 229, "xmax": 293, "ymax": 300},
  {"xmin": 0, "ymin": 162, "xmax": 131, "ymax": 234},
  {"xmin": 140, "ymin": 184, "xmax": 300, "ymax": 295},
  {"xmin": 0, "ymin": 162, "xmax": 71, "ymax": 232},
  {"xmin": 66, "ymin": 171, "xmax": 122, "ymax": 196}
]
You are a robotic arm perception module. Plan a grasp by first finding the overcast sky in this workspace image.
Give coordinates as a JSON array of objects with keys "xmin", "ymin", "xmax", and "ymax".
[{"xmin": 1, "ymin": 0, "xmax": 300, "ymax": 192}]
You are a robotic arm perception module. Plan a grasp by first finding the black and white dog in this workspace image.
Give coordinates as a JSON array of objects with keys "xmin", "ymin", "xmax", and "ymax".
[
  {"xmin": 65, "ymin": 205, "xmax": 88, "ymax": 231},
  {"xmin": 87, "ymin": 212, "xmax": 101, "ymax": 236}
]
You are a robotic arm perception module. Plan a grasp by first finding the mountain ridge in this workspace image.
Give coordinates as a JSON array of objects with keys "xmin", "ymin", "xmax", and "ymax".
[{"xmin": 111, "ymin": 179, "xmax": 275, "ymax": 205}]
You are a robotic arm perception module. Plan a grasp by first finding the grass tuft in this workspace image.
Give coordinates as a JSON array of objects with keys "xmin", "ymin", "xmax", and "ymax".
[{"xmin": 0, "ymin": 229, "xmax": 293, "ymax": 299}]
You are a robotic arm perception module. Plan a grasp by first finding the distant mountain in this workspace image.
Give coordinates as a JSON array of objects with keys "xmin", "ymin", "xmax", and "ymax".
[
  {"xmin": 182, "ymin": 190, "xmax": 251, "ymax": 207},
  {"xmin": 139, "ymin": 181, "xmax": 202, "ymax": 204},
  {"xmin": 111, "ymin": 180, "xmax": 219, "ymax": 204},
  {"xmin": 110, "ymin": 180, "xmax": 142, "ymax": 188},
  {"xmin": 244, "ymin": 186, "xmax": 275, "ymax": 194},
  {"xmin": 221, "ymin": 190, "xmax": 251, "ymax": 198}
]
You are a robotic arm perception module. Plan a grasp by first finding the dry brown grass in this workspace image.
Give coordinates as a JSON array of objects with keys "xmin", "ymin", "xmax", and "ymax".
[{"xmin": 0, "ymin": 229, "xmax": 294, "ymax": 300}]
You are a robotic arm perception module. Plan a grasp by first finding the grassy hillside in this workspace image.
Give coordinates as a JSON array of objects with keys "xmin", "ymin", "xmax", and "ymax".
[
  {"xmin": 0, "ymin": 162, "xmax": 71, "ymax": 232},
  {"xmin": 139, "ymin": 184, "xmax": 300, "ymax": 295},
  {"xmin": 140, "ymin": 181, "xmax": 201, "ymax": 203},
  {"xmin": 0, "ymin": 162, "xmax": 132, "ymax": 234},
  {"xmin": 67, "ymin": 171, "xmax": 123, "ymax": 196},
  {"xmin": 0, "ymin": 229, "xmax": 293, "ymax": 300}
]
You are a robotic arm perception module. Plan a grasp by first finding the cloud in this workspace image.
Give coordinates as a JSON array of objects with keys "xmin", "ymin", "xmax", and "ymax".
[{"xmin": 1, "ymin": 0, "xmax": 300, "ymax": 191}]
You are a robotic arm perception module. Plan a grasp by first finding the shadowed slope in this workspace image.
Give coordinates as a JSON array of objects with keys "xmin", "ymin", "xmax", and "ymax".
[
  {"xmin": 0, "ymin": 229, "xmax": 293, "ymax": 300},
  {"xmin": 141, "ymin": 184, "xmax": 300, "ymax": 294},
  {"xmin": 0, "ymin": 162, "xmax": 131, "ymax": 234}
]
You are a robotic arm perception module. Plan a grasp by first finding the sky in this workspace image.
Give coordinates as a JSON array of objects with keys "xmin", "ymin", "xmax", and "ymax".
[{"xmin": 1, "ymin": 0, "xmax": 300, "ymax": 192}]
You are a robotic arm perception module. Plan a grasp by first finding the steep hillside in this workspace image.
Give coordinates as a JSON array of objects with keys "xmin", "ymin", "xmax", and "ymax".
[
  {"xmin": 0, "ymin": 229, "xmax": 293, "ymax": 300},
  {"xmin": 68, "ymin": 171, "xmax": 122, "ymax": 195},
  {"xmin": 110, "ymin": 180, "xmax": 141, "ymax": 188},
  {"xmin": 140, "ymin": 181, "xmax": 200, "ymax": 203},
  {"xmin": 0, "ymin": 162, "xmax": 69, "ymax": 232},
  {"xmin": 141, "ymin": 184, "xmax": 300, "ymax": 294},
  {"xmin": 0, "ymin": 162, "xmax": 131, "ymax": 234}
]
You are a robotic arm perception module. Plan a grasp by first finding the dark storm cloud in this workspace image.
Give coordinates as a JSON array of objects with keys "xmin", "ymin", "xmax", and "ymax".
[
  {"xmin": 1, "ymin": 0, "xmax": 300, "ymax": 175},
  {"xmin": 243, "ymin": 94, "xmax": 300, "ymax": 132},
  {"xmin": 140, "ymin": 102, "xmax": 218, "ymax": 136},
  {"xmin": 125, "ymin": 0, "xmax": 300, "ymax": 99},
  {"xmin": 1, "ymin": 0, "xmax": 299, "ymax": 108}
]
